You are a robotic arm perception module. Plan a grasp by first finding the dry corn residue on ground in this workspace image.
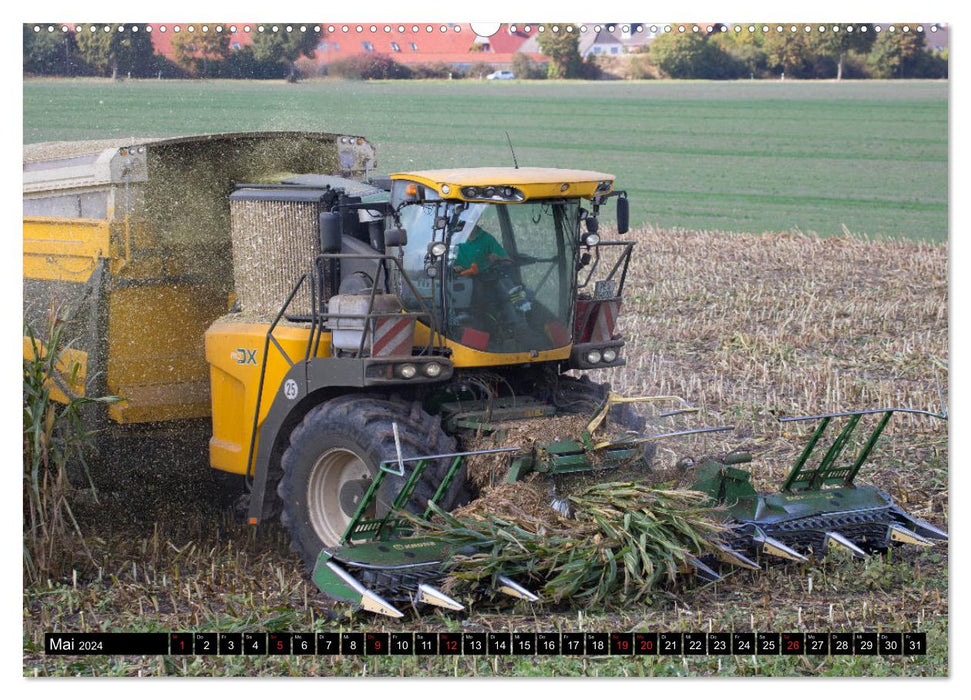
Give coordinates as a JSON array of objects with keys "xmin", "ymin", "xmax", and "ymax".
[
  {"xmin": 599, "ymin": 228, "xmax": 947, "ymax": 521},
  {"xmin": 24, "ymin": 228, "xmax": 948, "ymax": 677}
]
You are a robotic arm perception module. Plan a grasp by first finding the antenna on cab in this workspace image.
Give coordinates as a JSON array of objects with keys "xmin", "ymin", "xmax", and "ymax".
[{"xmin": 505, "ymin": 131, "xmax": 519, "ymax": 169}]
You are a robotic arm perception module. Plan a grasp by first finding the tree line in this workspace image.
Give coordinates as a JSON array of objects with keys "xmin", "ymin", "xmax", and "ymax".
[
  {"xmin": 24, "ymin": 23, "xmax": 947, "ymax": 81},
  {"xmin": 23, "ymin": 24, "xmax": 319, "ymax": 81},
  {"xmin": 642, "ymin": 24, "xmax": 947, "ymax": 80},
  {"xmin": 510, "ymin": 23, "xmax": 946, "ymax": 81}
]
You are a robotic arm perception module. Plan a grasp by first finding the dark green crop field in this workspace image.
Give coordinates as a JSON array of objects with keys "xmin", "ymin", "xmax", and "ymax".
[{"xmin": 23, "ymin": 79, "xmax": 948, "ymax": 241}]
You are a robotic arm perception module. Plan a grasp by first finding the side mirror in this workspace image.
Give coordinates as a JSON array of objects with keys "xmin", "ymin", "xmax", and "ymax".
[
  {"xmin": 448, "ymin": 202, "xmax": 467, "ymax": 230},
  {"xmin": 616, "ymin": 197, "xmax": 629, "ymax": 235},
  {"xmin": 385, "ymin": 227, "xmax": 408, "ymax": 247},
  {"xmin": 319, "ymin": 211, "xmax": 341, "ymax": 253}
]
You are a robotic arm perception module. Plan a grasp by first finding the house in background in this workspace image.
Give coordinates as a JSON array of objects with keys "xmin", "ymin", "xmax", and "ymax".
[
  {"xmin": 517, "ymin": 23, "xmax": 658, "ymax": 60},
  {"xmin": 304, "ymin": 23, "xmax": 545, "ymax": 74},
  {"xmin": 114, "ymin": 21, "xmax": 953, "ymax": 76},
  {"xmin": 145, "ymin": 23, "xmax": 543, "ymax": 74},
  {"xmin": 143, "ymin": 22, "xmax": 673, "ymax": 76},
  {"xmin": 580, "ymin": 28, "xmax": 624, "ymax": 58}
]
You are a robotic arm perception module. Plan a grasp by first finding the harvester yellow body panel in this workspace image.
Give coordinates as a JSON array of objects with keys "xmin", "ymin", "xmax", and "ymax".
[
  {"xmin": 105, "ymin": 284, "xmax": 227, "ymax": 423},
  {"xmin": 206, "ymin": 321, "xmax": 334, "ymax": 475},
  {"xmin": 205, "ymin": 314, "xmax": 571, "ymax": 475},
  {"xmin": 413, "ymin": 323, "xmax": 572, "ymax": 367}
]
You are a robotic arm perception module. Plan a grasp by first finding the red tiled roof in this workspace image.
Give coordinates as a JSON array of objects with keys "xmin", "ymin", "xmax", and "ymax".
[
  {"xmin": 311, "ymin": 24, "xmax": 523, "ymax": 65},
  {"xmin": 484, "ymin": 25, "xmax": 537, "ymax": 53},
  {"xmin": 147, "ymin": 23, "xmax": 537, "ymax": 67}
]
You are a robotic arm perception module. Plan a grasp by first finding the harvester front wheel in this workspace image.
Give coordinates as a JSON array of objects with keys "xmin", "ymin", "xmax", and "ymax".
[{"xmin": 278, "ymin": 394, "xmax": 468, "ymax": 569}]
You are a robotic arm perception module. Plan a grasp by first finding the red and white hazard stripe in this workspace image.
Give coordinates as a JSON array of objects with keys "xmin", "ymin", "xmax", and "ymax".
[
  {"xmin": 590, "ymin": 300, "xmax": 621, "ymax": 343},
  {"xmin": 371, "ymin": 316, "xmax": 415, "ymax": 357}
]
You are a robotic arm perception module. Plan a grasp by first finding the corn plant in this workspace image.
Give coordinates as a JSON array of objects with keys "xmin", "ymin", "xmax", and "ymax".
[
  {"xmin": 23, "ymin": 308, "xmax": 117, "ymax": 584},
  {"xmin": 411, "ymin": 482, "xmax": 726, "ymax": 608}
]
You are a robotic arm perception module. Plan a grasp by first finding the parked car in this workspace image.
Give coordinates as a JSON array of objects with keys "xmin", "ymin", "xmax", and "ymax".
[{"xmin": 486, "ymin": 70, "xmax": 515, "ymax": 80}]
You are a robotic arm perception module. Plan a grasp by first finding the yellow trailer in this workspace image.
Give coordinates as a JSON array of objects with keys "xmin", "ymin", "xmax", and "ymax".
[{"xmin": 23, "ymin": 132, "xmax": 376, "ymax": 427}]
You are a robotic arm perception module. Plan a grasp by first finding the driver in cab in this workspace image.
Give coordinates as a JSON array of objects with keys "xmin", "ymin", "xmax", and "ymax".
[
  {"xmin": 450, "ymin": 225, "xmax": 529, "ymax": 335},
  {"xmin": 452, "ymin": 225, "xmax": 510, "ymax": 276}
]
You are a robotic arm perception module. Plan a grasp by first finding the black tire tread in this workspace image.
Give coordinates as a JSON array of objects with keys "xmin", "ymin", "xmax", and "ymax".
[{"xmin": 278, "ymin": 394, "xmax": 470, "ymax": 569}]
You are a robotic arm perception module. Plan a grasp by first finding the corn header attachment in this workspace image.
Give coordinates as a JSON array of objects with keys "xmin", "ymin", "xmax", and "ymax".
[
  {"xmin": 691, "ymin": 408, "xmax": 948, "ymax": 563},
  {"xmin": 311, "ymin": 402, "xmax": 947, "ymax": 618}
]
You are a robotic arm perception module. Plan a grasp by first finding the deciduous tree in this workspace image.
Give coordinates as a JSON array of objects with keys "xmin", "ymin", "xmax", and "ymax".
[
  {"xmin": 512, "ymin": 52, "xmax": 545, "ymax": 79},
  {"xmin": 867, "ymin": 26, "xmax": 926, "ymax": 78},
  {"xmin": 24, "ymin": 25, "xmax": 80, "ymax": 76},
  {"xmin": 648, "ymin": 32, "xmax": 744, "ymax": 79},
  {"xmin": 171, "ymin": 25, "xmax": 231, "ymax": 78},
  {"xmin": 250, "ymin": 25, "xmax": 321, "ymax": 82},
  {"xmin": 74, "ymin": 25, "xmax": 155, "ymax": 79},
  {"xmin": 711, "ymin": 29, "xmax": 768, "ymax": 78},
  {"xmin": 536, "ymin": 24, "xmax": 581, "ymax": 78},
  {"xmin": 809, "ymin": 24, "xmax": 875, "ymax": 80},
  {"xmin": 763, "ymin": 29, "xmax": 814, "ymax": 78}
]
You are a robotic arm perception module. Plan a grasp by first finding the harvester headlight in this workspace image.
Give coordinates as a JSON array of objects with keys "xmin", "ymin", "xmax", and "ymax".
[
  {"xmin": 602, "ymin": 348, "xmax": 617, "ymax": 363},
  {"xmin": 461, "ymin": 185, "xmax": 523, "ymax": 201},
  {"xmin": 582, "ymin": 233, "xmax": 601, "ymax": 247},
  {"xmin": 586, "ymin": 350, "xmax": 602, "ymax": 364},
  {"xmin": 429, "ymin": 241, "xmax": 447, "ymax": 257},
  {"xmin": 423, "ymin": 362, "xmax": 443, "ymax": 378},
  {"xmin": 440, "ymin": 184, "xmax": 451, "ymax": 194},
  {"xmin": 398, "ymin": 363, "xmax": 418, "ymax": 379}
]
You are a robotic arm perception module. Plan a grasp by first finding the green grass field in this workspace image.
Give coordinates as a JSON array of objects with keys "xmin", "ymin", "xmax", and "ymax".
[{"xmin": 23, "ymin": 79, "xmax": 948, "ymax": 241}]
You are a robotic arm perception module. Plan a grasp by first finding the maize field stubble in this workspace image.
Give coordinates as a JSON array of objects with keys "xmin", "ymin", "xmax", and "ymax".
[{"xmin": 23, "ymin": 78, "xmax": 947, "ymax": 676}]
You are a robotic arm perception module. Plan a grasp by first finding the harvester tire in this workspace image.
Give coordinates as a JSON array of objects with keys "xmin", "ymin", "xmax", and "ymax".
[{"xmin": 278, "ymin": 394, "xmax": 470, "ymax": 569}]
